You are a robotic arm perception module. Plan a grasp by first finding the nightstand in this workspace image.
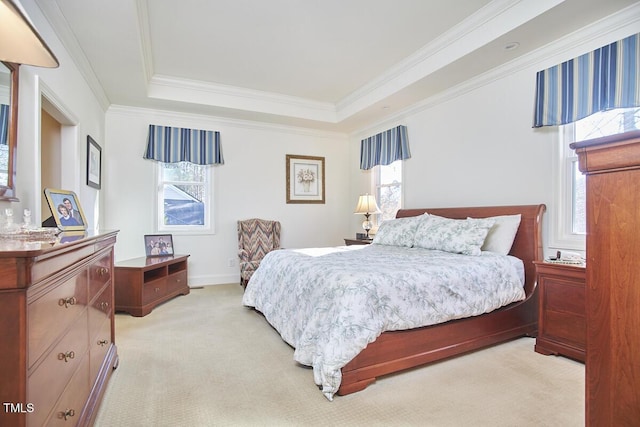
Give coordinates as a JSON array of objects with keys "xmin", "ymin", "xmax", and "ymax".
[
  {"xmin": 344, "ymin": 238, "xmax": 373, "ymax": 246},
  {"xmin": 533, "ymin": 261, "xmax": 586, "ymax": 362}
]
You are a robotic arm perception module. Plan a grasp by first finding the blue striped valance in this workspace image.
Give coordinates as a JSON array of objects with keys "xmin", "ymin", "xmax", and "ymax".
[
  {"xmin": 533, "ymin": 32, "xmax": 640, "ymax": 127},
  {"xmin": 144, "ymin": 124, "xmax": 224, "ymax": 165},
  {"xmin": 0, "ymin": 104, "xmax": 8, "ymax": 146},
  {"xmin": 360, "ymin": 125, "xmax": 411, "ymax": 170}
]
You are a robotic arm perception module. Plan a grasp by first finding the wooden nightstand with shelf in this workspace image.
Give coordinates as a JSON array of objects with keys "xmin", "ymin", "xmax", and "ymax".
[
  {"xmin": 344, "ymin": 238, "xmax": 373, "ymax": 246},
  {"xmin": 534, "ymin": 260, "xmax": 586, "ymax": 362}
]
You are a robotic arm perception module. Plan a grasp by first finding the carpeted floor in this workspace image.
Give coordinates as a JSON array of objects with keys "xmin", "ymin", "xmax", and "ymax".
[{"xmin": 94, "ymin": 284, "xmax": 584, "ymax": 426}]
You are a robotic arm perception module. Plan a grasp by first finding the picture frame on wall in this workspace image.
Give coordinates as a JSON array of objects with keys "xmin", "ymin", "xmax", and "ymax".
[
  {"xmin": 43, "ymin": 188, "xmax": 88, "ymax": 231},
  {"xmin": 87, "ymin": 135, "xmax": 102, "ymax": 189},
  {"xmin": 286, "ymin": 154, "xmax": 325, "ymax": 204},
  {"xmin": 144, "ymin": 234, "xmax": 174, "ymax": 257}
]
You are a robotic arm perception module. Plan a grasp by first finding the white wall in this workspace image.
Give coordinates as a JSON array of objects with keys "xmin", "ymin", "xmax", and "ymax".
[{"xmin": 104, "ymin": 107, "xmax": 350, "ymax": 285}]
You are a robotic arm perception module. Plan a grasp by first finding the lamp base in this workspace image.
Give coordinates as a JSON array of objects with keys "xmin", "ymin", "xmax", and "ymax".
[{"xmin": 362, "ymin": 213, "xmax": 372, "ymax": 239}]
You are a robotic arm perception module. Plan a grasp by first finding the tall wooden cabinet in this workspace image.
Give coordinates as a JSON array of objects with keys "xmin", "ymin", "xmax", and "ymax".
[
  {"xmin": 0, "ymin": 230, "xmax": 118, "ymax": 426},
  {"xmin": 571, "ymin": 130, "xmax": 640, "ymax": 426}
]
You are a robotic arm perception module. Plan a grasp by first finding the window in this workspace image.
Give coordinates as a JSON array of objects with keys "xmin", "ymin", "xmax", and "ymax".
[
  {"xmin": 157, "ymin": 162, "xmax": 213, "ymax": 233},
  {"xmin": 373, "ymin": 160, "xmax": 403, "ymax": 223},
  {"xmin": 554, "ymin": 107, "xmax": 640, "ymax": 248}
]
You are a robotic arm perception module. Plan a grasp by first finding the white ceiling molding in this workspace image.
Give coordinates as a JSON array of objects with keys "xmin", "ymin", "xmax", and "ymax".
[
  {"xmin": 337, "ymin": 0, "xmax": 565, "ymax": 121},
  {"xmin": 33, "ymin": 0, "xmax": 111, "ymax": 110},
  {"xmin": 147, "ymin": 75, "xmax": 338, "ymax": 123},
  {"xmin": 351, "ymin": 2, "xmax": 640, "ymax": 138}
]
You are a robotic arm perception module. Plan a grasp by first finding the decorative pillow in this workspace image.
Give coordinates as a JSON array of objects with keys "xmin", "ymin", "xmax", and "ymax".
[
  {"xmin": 372, "ymin": 216, "xmax": 421, "ymax": 247},
  {"xmin": 469, "ymin": 214, "xmax": 521, "ymax": 255},
  {"xmin": 414, "ymin": 215, "xmax": 495, "ymax": 256}
]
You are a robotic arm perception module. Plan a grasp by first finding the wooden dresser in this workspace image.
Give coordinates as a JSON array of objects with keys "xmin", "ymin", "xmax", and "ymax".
[
  {"xmin": 0, "ymin": 230, "xmax": 118, "ymax": 427},
  {"xmin": 114, "ymin": 254, "xmax": 189, "ymax": 317},
  {"xmin": 571, "ymin": 130, "xmax": 640, "ymax": 426}
]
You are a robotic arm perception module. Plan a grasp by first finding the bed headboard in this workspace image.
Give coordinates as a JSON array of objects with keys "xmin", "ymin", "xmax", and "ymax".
[{"xmin": 396, "ymin": 204, "xmax": 546, "ymax": 295}]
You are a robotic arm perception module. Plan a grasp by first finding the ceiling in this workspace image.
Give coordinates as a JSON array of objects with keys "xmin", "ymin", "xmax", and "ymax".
[{"xmin": 36, "ymin": 0, "xmax": 639, "ymax": 133}]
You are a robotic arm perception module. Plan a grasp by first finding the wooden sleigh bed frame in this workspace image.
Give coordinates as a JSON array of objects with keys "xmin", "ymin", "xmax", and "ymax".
[{"xmin": 337, "ymin": 204, "xmax": 546, "ymax": 396}]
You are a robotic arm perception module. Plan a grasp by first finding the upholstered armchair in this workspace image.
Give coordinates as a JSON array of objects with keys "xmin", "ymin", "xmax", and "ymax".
[{"xmin": 237, "ymin": 218, "xmax": 281, "ymax": 287}]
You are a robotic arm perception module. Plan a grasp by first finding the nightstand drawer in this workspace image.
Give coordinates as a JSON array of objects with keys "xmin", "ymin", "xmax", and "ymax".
[
  {"xmin": 543, "ymin": 279, "xmax": 585, "ymax": 315},
  {"xmin": 543, "ymin": 310, "xmax": 586, "ymax": 348}
]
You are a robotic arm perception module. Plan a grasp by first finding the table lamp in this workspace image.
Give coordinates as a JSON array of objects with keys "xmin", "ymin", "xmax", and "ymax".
[{"xmin": 354, "ymin": 193, "xmax": 381, "ymax": 239}]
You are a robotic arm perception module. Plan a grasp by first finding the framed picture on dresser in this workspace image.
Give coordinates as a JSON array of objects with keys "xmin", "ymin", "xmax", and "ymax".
[
  {"xmin": 144, "ymin": 234, "xmax": 174, "ymax": 257},
  {"xmin": 43, "ymin": 188, "xmax": 88, "ymax": 231}
]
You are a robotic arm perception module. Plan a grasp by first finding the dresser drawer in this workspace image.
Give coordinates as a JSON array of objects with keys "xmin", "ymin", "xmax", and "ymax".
[
  {"xmin": 88, "ymin": 252, "xmax": 113, "ymax": 301},
  {"xmin": 88, "ymin": 282, "xmax": 113, "ymax": 341},
  {"xmin": 89, "ymin": 317, "xmax": 113, "ymax": 383},
  {"xmin": 167, "ymin": 270, "xmax": 187, "ymax": 292},
  {"xmin": 28, "ymin": 274, "xmax": 88, "ymax": 368},
  {"xmin": 27, "ymin": 311, "xmax": 89, "ymax": 426},
  {"xmin": 143, "ymin": 279, "xmax": 167, "ymax": 305},
  {"xmin": 39, "ymin": 356, "xmax": 91, "ymax": 427}
]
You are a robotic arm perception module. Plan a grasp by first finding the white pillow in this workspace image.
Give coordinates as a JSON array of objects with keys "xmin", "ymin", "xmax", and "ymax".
[
  {"xmin": 414, "ymin": 215, "xmax": 495, "ymax": 256},
  {"xmin": 469, "ymin": 214, "xmax": 521, "ymax": 255},
  {"xmin": 372, "ymin": 216, "xmax": 420, "ymax": 247}
]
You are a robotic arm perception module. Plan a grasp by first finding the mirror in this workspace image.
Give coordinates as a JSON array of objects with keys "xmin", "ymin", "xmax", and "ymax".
[{"xmin": 0, "ymin": 61, "xmax": 18, "ymax": 201}]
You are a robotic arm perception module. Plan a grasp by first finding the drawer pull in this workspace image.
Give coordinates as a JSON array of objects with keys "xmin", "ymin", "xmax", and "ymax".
[
  {"xmin": 57, "ymin": 351, "xmax": 75, "ymax": 362},
  {"xmin": 97, "ymin": 266, "xmax": 108, "ymax": 276},
  {"xmin": 100, "ymin": 301, "xmax": 110, "ymax": 310},
  {"xmin": 58, "ymin": 297, "xmax": 77, "ymax": 308},
  {"xmin": 58, "ymin": 409, "xmax": 75, "ymax": 420},
  {"xmin": 155, "ymin": 287, "xmax": 160, "ymax": 292},
  {"xmin": 97, "ymin": 339, "xmax": 109, "ymax": 346}
]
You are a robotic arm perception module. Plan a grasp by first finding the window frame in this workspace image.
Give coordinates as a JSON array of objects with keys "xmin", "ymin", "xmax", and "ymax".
[
  {"xmin": 551, "ymin": 107, "xmax": 640, "ymax": 251},
  {"xmin": 549, "ymin": 124, "xmax": 585, "ymax": 251},
  {"xmin": 372, "ymin": 160, "xmax": 404, "ymax": 226},
  {"xmin": 155, "ymin": 162, "xmax": 215, "ymax": 235}
]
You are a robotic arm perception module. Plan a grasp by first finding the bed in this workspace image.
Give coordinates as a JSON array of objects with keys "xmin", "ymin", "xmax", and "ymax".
[{"xmin": 242, "ymin": 204, "xmax": 545, "ymax": 400}]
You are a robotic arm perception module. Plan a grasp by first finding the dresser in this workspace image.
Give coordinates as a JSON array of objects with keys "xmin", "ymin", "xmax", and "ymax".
[
  {"xmin": 114, "ymin": 254, "xmax": 189, "ymax": 317},
  {"xmin": 0, "ymin": 230, "xmax": 118, "ymax": 427},
  {"xmin": 533, "ymin": 261, "xmax": 585, "ymax": 362},
  {"xmin": 571, "ymin": 130, "xmax": 640, "ymax": 426}
]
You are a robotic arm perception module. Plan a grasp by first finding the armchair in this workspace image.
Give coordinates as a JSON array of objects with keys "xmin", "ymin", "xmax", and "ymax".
[{"xmin": 237, "ymin": 218, "xmax": 281, "ymax": 288}]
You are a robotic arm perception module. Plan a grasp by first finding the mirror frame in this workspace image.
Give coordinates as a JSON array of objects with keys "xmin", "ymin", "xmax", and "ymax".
[{"xmin": 0, "ymin": 61, "xmax": 19, "ymax": 201}]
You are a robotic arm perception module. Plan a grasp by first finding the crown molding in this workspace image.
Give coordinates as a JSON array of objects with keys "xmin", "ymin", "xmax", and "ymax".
[
  {"xmin": 107, "ymin": 104, "xmax": 348, "ymax": 139},
  {"xmin": 337, "ymin": 0, "xmax": 564, "ymax": 121},
  {"xmin": 351, "ymin": 2, "xmax": 640, "ymax": 138},
  {"xmin": 147, "ymin": 74, "xmax": 338, "ymax": 123},
  {"xmin": 34, "ymin": 0, "xmax": 111, "ymax": 111}
]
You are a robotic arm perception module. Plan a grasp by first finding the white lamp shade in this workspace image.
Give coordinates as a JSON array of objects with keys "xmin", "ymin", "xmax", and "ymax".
[
  {"xmin": 354, "ymin": 194, "xmax": 381, "ymax": 215},
  {"xmin": 0, "ymin": 0, "xmax": 59, "ymax": 67}
]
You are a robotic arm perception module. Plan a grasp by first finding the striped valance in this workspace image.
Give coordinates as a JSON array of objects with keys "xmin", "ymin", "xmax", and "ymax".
[
  {"xmin": 144, "ymin": 124, "xmax": 224, "ymax": 165},
  {"xmin": 533, "ymin": 32, "xmax": 640, "ymax": 127},
  {"xmin": 0, "ymin": 104, "xmax": 8, "ymax": 146},
  {"xmin": 360, "ymin": 125, "xmax": 411, "ymax": 170}
]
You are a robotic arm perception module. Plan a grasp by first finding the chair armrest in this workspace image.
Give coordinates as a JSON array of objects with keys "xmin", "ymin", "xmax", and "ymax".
[{"xmin": 238, "ymin": 249, "xmax": 250, "ymax": 263}]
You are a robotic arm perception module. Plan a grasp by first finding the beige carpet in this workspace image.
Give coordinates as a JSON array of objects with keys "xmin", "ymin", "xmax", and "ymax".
[{"xmin": 94, "ymin": 284, "xmax": 584, "ymax": 427}]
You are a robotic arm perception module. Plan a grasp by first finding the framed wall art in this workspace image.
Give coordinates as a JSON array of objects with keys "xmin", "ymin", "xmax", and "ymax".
[
  {"xmin": 87, "ymin": 135, "xmax": 102, "ymax": 189},
  {"xmin": 286, "ymin": 154, "xmax": 325, "ymax": 204},
  {"xmin": 44, "ymin": 188, "xmax": 88, "ymax": 231}
]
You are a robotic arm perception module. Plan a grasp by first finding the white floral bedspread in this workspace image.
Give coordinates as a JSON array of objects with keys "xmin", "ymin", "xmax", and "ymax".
[{"xmin": 242, "ymin": 244, "xmax": 525, "ymax": 400}]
